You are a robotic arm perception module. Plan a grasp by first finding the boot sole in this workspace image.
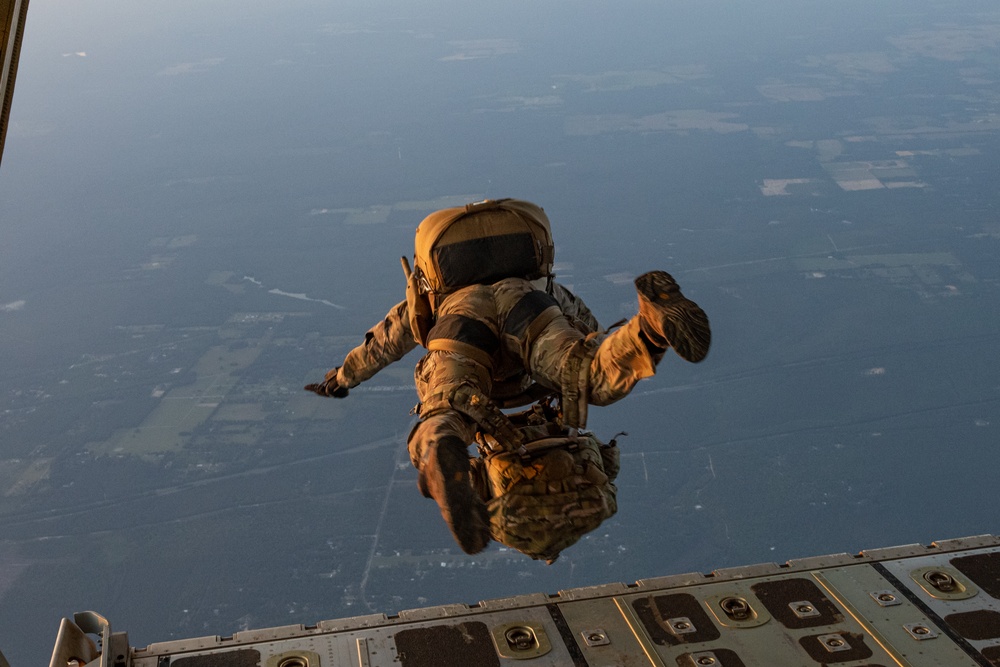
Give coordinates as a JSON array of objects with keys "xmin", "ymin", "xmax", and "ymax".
[
  {"xmin": 427, "ymin": 438, "xmax": 491, "ymax": 554},
  {"xmin": 635, "ymin": 271, "xmax": 711, "ymax": 363}
]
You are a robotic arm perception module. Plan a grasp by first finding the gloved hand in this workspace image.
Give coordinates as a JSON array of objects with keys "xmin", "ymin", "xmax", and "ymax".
[{"xmin": 304, "ymin": 367, "xmax": 349, "ymax": 398}]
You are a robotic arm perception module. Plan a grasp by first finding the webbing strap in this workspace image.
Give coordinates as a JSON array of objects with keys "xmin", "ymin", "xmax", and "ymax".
[
  {"xmin": 560, "ymin": 335, "xmax": 599, "ymax": 429},
  {"xmin": 504, "ymin": 290, "xmax": 559, "ymax": 339},
  {"xmin": 422, "ymin": 383, "xmax": 523, "ymax": 448},
  {"xmin": 518, "ymin": 436, "xmax": 580, "ymax": 459},
  {"xmin": 524, "ymin": 305, "xmax": 563, "ymax": 348},
  {"xmin": 494, "ymin": 382, "xmax": 556, "ymax": 409},
  {"xmin": 482, "ymin": 432, "xmax": 600, "ymax": 493},
  {"xmin": 426, "ymin": 338, "xmax": 495, "ymax": 371},
  {"xmin": 539, "ymin": 243, "xmax": 555, "ymax": 267}
]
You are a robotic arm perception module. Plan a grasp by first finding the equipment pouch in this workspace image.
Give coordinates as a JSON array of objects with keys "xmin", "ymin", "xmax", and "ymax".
[{"xmin": 402, "ymin": 256, "xmax": 434, "ymax": 347}]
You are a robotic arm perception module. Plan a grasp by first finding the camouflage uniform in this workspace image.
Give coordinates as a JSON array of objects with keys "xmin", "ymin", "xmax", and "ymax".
[
  {"xmin": 311, "ymin": 205, "xmax": 710, "ymax": 556},
  {"xmin": 335, "ymin": 278, "xmax": 658, "ymax": 463}
]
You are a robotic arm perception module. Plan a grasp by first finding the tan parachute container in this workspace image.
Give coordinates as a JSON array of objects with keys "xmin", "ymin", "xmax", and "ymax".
[{"xmin": 412, "ymin": 199, "xmax": 555, "ymax": 297}]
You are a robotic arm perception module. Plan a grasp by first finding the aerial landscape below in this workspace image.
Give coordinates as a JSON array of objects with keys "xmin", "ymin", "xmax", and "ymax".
[{"xmin": 0, "ymin": 1, "xmax": 998, "ymax": 664}]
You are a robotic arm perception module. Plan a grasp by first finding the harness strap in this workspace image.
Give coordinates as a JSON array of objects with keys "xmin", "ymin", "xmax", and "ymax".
[
  {"xmin": 420, "ymin": 383, "xmax": 523, "ymax": 448},
  {"xmin": 524, "ymin": 305, "xmax": 563, "ymax": 348},
  {"xmin": 425, "ymin": 313, "xmax": 499, "ymax": 370},
  {"xmin": 494, "ymin": 382, "xmax": 556, "ymax": 410},
  {"xmin": 426, "ymin": 338, "xmax": 494, "ymax": 371},
  {"xmin": 503, "ymin": 290, "xmax": 562, "ymax": 343},
  {"xmin": 517, "ymin": 436, "xmax": 580, "ymax": 458}
]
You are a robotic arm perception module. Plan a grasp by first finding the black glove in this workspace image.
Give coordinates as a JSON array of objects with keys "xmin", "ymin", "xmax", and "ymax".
[{"xmin": 304, "ymin": 367, "xmax": 349, "ymax": 398}]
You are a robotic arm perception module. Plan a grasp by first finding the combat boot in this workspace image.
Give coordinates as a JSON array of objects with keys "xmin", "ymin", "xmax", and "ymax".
[
  {"xmin": 417, "ymin": 436, "xmax": 491, "ymax": 554},
  {"xmin": 634, "ymin": 271, "xmax": 711, "ymax": 363}
]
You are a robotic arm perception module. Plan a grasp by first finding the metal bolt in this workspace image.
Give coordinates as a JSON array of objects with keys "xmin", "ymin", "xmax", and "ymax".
[
  {"xmin": 666, "ymin": 616, "xmax": 697, "ymax": 635},
  {"xmin": 697, "ymin": 657, "xmax": 716, "ymax": 665},
  {"xmin": 904, "ymin": 622, "xmax": 939, "ymax": 640},
  {"xmin": 789, "ymin": 599, "xmax": 821, "ymax": 619},
  {"xmin": 819, "ymin": 633, "xmax": 851, "ymax": 652},
  {"xmin": 581, "ymin": 628, "xmax": 610, "ymax": 647},
  {"xmin": 871, "ymin": 589, "xmax": 902, "ymax": 607}
]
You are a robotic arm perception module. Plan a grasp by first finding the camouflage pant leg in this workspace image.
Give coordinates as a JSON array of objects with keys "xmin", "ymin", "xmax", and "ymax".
[
  {"xmin": 407, "ymin": 408, "xmax": 478, "ymax": 474},
  {"xmin": 415, "ymin": 285, "xmax": 497, "ymax": 405},
  {"xmin": 525, "ymin": 315, "xmax": 656, "ymax": 407},
  {"xmin": 408, "ymin": 349, "xmax": 493, "ymax": 469},
  {"xmin": 486, "ymin": 275, "xmax": 658, "ymax": 407},
  {"xmin": 587, "ymin": 315, "xmax": 659, "ymax": 405},
  {"xmin": 408, "ymin": 283, "xmax": 497, "ymax": 470}
]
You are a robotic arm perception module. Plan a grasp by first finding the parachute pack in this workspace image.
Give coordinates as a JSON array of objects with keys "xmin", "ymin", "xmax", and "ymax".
[{"xmin": 404, "ymin": 199, "xmax": 555, "ymax": 345}]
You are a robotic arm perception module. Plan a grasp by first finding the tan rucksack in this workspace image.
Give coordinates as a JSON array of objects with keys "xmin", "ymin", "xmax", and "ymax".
[
  {"xmin": 469, "ymin": 402, "xmax": 621, "ymax": 563},
  {"xmin": 404, "ymin": 199, "xmax": 555, "ymax": 345},
  {"xmin": 472, "ymin": 432, "xmax": 620, "ymax": 563}
]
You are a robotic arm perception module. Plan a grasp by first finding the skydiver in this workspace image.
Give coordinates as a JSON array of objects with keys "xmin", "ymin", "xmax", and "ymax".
[{"xmin": 305, "ymin": 199, "xmax": 710, "ymax": 557}]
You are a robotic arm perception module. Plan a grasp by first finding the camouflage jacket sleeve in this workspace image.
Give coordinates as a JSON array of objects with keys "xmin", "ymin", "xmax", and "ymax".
[
  {"xmin": 338, "ymin": 300, "xmax": 418, "ymax": 388},
  {"xmin": 550, "ymin": 281, "xmax": 601, "ymax": 334}
]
